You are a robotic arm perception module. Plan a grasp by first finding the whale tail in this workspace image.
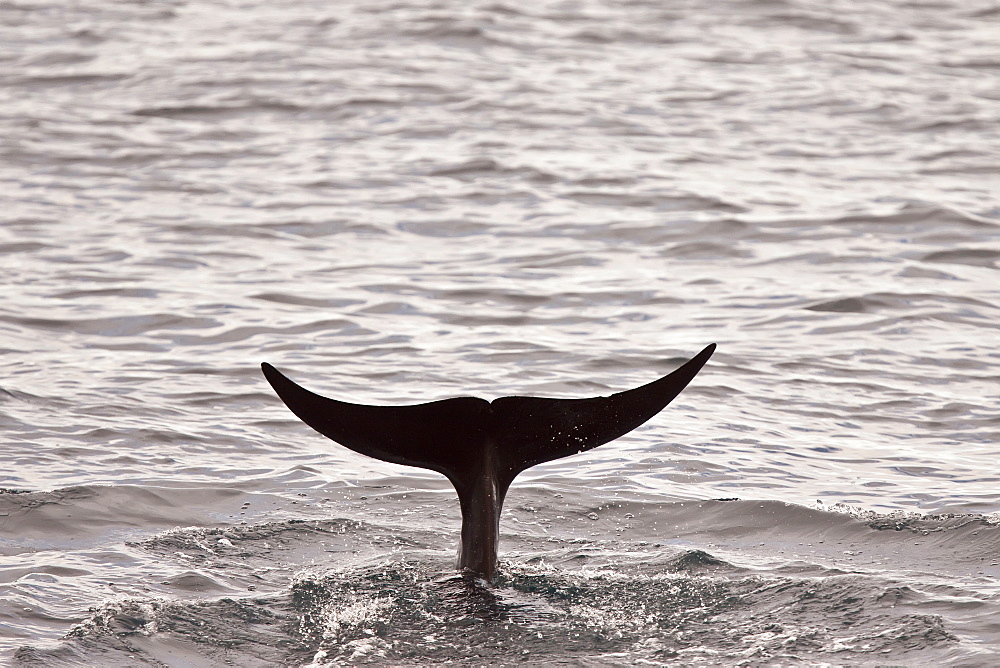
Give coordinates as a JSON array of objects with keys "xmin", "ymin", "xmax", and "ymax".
[{"xmin": 261, "ymin": 343, "xmax": 716, "ymax": 579}]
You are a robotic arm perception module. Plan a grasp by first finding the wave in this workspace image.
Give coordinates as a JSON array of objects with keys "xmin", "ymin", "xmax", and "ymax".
[{"xmin": 7, "ymin": 492, "xmax": 1000, "ymax": 665}]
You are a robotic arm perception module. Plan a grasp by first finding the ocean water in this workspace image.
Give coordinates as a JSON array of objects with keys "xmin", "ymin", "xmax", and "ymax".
[{"xmin": 1, "ymin": 0, "xmax": 999, "ymax": 664}]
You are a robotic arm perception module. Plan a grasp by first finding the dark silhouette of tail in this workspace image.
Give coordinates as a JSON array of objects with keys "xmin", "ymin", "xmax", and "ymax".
[{"xmin": 261, "ymin": 343, "xmax": 715, "ymax": 580}]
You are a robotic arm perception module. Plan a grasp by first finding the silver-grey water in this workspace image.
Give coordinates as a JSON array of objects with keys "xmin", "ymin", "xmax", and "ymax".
[{"xmin": 1, "ymin": 0, "xmax": 998, "ymax": 664}]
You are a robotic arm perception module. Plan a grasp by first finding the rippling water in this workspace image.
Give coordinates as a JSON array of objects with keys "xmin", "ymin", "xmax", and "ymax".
[{"xmin": 2, "ymin": 0, "xmax": 999, "ymax": 664}]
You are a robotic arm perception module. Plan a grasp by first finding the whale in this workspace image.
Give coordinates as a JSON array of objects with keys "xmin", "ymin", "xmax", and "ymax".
[{"xmin": 261, "ymin": 343, "xmax": 715, "ymax": 582}]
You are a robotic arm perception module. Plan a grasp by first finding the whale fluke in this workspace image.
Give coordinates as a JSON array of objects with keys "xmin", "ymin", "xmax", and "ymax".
[{"xmin": 261, "ymin": 343, "xmax": 715, "ymax": 581}]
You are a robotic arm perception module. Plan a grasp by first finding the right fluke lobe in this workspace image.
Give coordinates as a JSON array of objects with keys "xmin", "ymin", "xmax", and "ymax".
[{"xmin": 261, "ymin": 343, "xmax": 716, "ymax": 580}]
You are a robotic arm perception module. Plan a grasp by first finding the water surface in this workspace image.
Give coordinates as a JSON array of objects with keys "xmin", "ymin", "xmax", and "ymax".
[{"xmin": 1, "ymin": 0, "xmax": 998, "ymax": 664}]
